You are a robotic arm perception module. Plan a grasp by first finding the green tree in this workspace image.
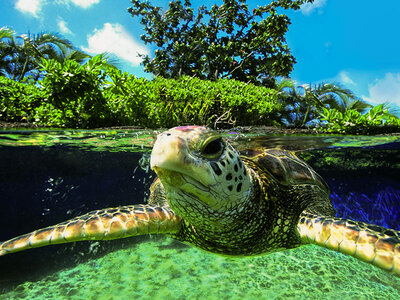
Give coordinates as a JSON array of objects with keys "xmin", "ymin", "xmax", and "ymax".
[{"xmin": 128, "ymin": 0, "xmax": 314, "ymax": 85}]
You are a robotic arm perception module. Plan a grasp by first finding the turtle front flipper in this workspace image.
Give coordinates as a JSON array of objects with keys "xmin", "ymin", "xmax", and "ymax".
[
  {"xmin": 297, "ymin": 211, "xmax": 400, "ymax": 277},
  {"xmin": 0, "ymin": 205, "xmax": 182, "ymax": 256}
]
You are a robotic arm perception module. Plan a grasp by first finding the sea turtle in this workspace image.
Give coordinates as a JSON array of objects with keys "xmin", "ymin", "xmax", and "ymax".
[{"xmin": 0, "ymin": 126, "xmax": 399, "ymax": 277}]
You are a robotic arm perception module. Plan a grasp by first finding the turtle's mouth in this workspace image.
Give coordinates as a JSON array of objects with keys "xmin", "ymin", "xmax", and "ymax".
[
  {"xmin": 153, "ymin": 167, "xmax": 218, "ymax": 207},
  {"xmin": 152, "ymin": 167, "xmax": 186, "ymax": 187}
]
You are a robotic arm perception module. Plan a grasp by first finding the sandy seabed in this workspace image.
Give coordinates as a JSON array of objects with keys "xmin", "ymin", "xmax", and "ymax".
[{"xmin": 1, "ymin": 236, "xmax": 399, "ymax": 300}]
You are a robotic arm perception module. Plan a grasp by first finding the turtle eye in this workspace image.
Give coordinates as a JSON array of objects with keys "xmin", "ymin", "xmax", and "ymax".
[{"xmin": 202, "ymin": 138, "xmax": 224, "ymax": 157}]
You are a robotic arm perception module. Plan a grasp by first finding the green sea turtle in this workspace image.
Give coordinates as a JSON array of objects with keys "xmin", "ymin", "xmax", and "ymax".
[{"xmin": 1, "ymin": 126, "xmax": 399, "ymax": 277}]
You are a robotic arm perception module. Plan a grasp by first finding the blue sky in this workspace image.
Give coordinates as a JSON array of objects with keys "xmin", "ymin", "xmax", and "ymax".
[{"xmin": 2, "ymin": 0, "xmax": 400, "ymax": 109}]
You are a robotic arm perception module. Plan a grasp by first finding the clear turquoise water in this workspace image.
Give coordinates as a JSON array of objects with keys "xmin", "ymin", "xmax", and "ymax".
[{"xmin": 0, "ymin": 130, "xmax": 399, "ymax": 299}]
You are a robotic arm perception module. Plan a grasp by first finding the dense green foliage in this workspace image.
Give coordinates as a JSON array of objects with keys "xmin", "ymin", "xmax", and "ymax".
[
  {"xmin": 37, "ymin": 56, "xmax": 111, "ymax": 127},
  {"xmin": 105, "ymin": 68, "xmax": 283, "ymax": 128},
  {"xmin": 0, "ymin": 56, "xmax": 283, "ymax": 128},
  {"xmin": 1, "ymin": 55, "xmax": 400, "ymax": 133},
  {"xmin": 318, "ymin": 105, "xmax": 400, "ymax": 134},
  {"xmin": 128, "ymin": 0, "xmax": 314, "ymax": 85},
  {"xmin": 1, "ymin": 53, "xmax": 399, "ymax": 133},
  {"xmin": 0, "ymin": 76, "xmax": 44, "ymax": 122}
]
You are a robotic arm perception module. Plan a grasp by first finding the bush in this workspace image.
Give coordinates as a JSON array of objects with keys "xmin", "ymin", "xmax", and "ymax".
[
  {"xmin": 37, "ymin": 56, "xmax": 111, "ymax": 128},
  {"xmin": 318, "ymin": 105, "xmax": 400, "ymax": 134},
  {"xmin": 1, "ymin": 67, "xmax": 284, "ymax": 128},
  {"xmin": 0, "ymin": 77, "xmax": 45, "ymax": 122},
  {"xmin": 104, "ymin": 74, "xmax": 284, "ymax": 128}
]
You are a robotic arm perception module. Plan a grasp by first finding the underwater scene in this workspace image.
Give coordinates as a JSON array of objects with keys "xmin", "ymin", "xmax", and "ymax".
[{"xmin": 0, "ymin": 129, "xmax": 399, "ymax": 299}]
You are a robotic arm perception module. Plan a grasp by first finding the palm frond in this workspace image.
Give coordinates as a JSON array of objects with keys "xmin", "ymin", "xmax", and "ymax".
[
  {"xmin": 275, "ymin": 77, "xmax": 296, "ymax": 92},
  {"xmin": 347, "ymin": 99, "xmax": 372, "ymax": 113},
  {"xmin": 96, "ymin": 52, "xmax": 121, "ymax": 69},
  {"xmin": 0, "ymin": 27, "xmax": 15, "ymax": 41}
]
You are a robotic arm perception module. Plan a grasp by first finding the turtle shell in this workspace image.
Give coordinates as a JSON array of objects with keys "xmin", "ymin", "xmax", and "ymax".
[{"xmin": 243, "ymin": 149, "xmax": 329, "ymax": 192}]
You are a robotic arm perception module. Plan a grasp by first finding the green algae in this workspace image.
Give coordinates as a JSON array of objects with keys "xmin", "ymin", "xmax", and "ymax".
[{"xmin": 2, "ymin": 237, "xmax": 399, "ymax": 300}]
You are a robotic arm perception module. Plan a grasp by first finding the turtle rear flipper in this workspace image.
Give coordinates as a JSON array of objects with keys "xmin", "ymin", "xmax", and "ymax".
[
  {"xmin": 0, "ymin": 205, "xmax": 182, "ymax": 256},
  {"xmin": 297, "ymin": 211, "xmax": 400, "ymax": 277}
]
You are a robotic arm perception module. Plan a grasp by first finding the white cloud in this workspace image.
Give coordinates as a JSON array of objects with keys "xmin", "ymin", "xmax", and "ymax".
[
  {"xmin": 58, "ymin": 19, "xmax": 72, "ymax": 35},
  {"xmin": 15, "ymin": 0, "xmax": 100, "ymax": 18},
  {"xmin": 301, "ymin": 0, "xmax": 327, "ymax": 15},
  {"xmin": 15, "ymin": 0, "xmax": 43, "ymax": 17},
  {"xmin": 69, "ymin": 0, "xmax": 100, "ymax": 9},
  {"xmin": 82, "ymin": 23, "xmax": 149, "ymax": 66},
  {"xmin": 362, "ymin": 73, "xmax": 400, "ymax": 106},
  {"xmin": 337, "ymin": 71, "xmax": 356, "ymax": 86}
]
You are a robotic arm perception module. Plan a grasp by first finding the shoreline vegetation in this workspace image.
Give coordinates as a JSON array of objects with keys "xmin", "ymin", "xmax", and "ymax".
[{"xmin": 1, "ymin": 70, "xmax": 400, "ymax": 135}]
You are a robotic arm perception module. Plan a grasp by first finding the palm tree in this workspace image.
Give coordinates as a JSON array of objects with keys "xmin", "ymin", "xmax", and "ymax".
[
  {"xmin": 272, "ymin": 78, "xmax": 298, "ymax": 125},
  {"xmin": 336, "ymin": 97, "xmax": 372, "ymax": 114},
  {"xmin": 0, "ymin": 28, "xmax": 90, "ymax": 81},
  {"xmin": 0, "ymin": 27, "xmax": 14, "ymax": 40},
  {"xmin": 276, "ymin": 79, "xmax": 369, "ymax": 127},
  {"xmin": 304, "ymin": 83, "xmax": 371, "ymax": 113},
  {"xmin": 0, "ymin": 27, "xmax": 18, "ymax": 77},
  {"xmin": 16, "ymin": 32, "xmax": 77, "ymax": 81},
  {"xmin": 55, "ymin": 48, "xmax": 91, "ymax": 64}
]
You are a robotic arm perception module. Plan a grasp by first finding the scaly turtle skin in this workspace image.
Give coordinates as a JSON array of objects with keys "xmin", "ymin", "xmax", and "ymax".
[{"xmin": 0, "ymin": 126, "xmax": 399, "ymax": 277}]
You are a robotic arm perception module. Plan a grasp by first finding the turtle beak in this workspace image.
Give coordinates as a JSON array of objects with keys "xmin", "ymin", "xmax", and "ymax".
[
  {"xmin": 150, "ymin": 127, "xmax": 217, "ymax": 187},
  {"xmin": 150, "ymin": 131, "xmax": 186, "ymax": 172}
]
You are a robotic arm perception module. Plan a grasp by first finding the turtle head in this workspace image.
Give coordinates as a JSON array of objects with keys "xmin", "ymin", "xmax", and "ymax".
[{"xmin": 151, "ymin": 126, "xmax": 253, "ymax": 224}]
